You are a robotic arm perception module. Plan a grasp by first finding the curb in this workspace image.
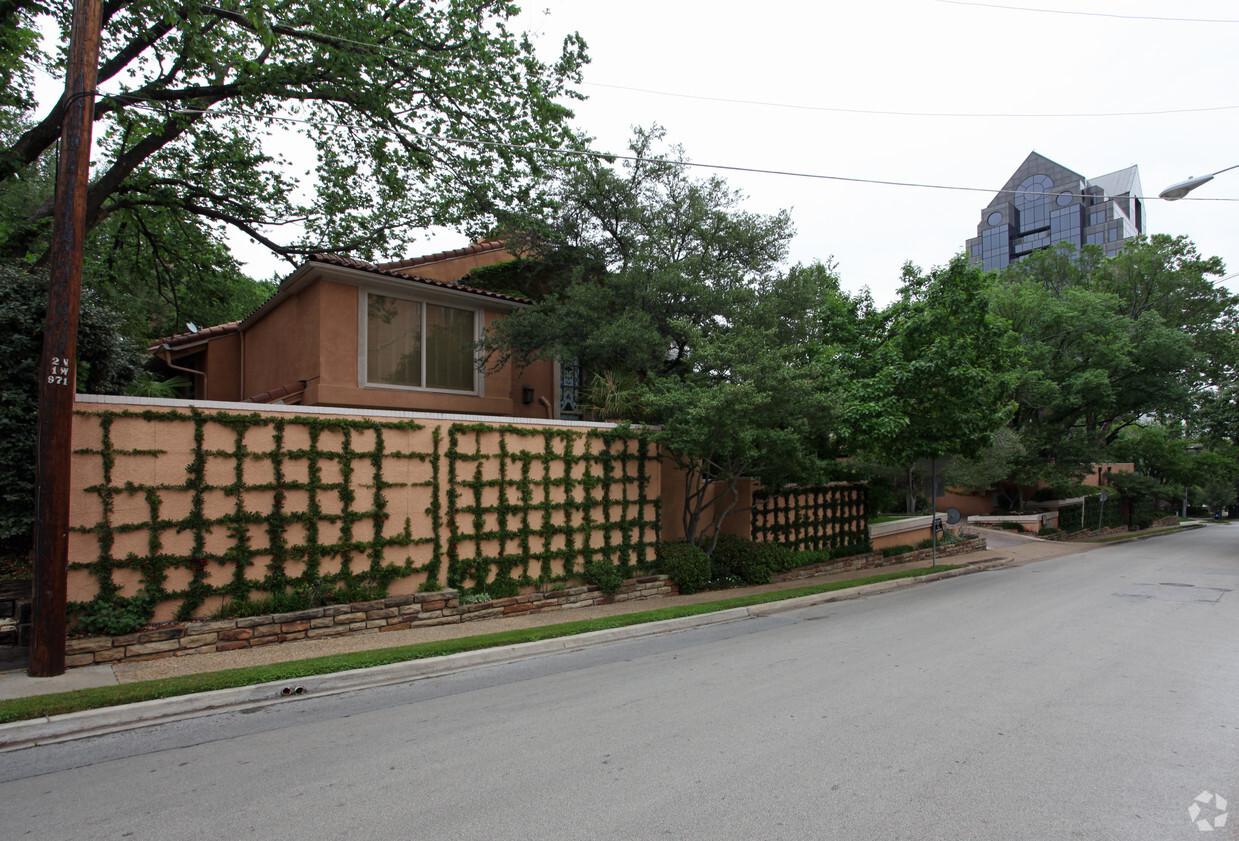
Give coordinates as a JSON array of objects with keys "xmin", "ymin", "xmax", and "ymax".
[{"xmin": 0, "ymin": 558, "xmax": 1011, "ymax": 752}]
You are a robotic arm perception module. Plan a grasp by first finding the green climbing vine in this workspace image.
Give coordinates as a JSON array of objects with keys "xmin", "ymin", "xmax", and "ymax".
[
  {"xmin": 67, "ymin": 408, "xmax": 662, "ymax": 629},
  {"xmin": 69, "ymin": 408, "xmax": 435, "ymax": 626},
  {"xmin": 751, "ymin": 483, "xmax": 870, "ymax": 554},
  {"xmin": 444, "ymin": 423, "xmax": 660, "ymax": 596}
]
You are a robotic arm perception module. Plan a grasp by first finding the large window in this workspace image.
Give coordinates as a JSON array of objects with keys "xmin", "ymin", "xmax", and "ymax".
[
  {"xmin": 365, "ymin": 293, "xmax": 477, "ymax": 392},
  {"xmin": 1014, "ymin": 174, "xmax": 1053, "ymax": 233}
]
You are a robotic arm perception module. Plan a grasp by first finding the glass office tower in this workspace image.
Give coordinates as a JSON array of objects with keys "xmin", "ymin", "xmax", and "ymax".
[{"xmin": 966, "ymin": 152, "xmax": 1144, "ymax": 272}]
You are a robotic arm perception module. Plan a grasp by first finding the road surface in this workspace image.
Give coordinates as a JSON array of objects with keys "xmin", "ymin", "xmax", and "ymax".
[{"xmin": 2, "ymin": 527, "xmax": 1236, "ymax": 840}]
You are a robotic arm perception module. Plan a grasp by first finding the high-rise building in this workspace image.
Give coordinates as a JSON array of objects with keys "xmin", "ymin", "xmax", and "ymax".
[{"xmin": 966, "ymin": 151, "xmax": 1144, "ymax": 272}]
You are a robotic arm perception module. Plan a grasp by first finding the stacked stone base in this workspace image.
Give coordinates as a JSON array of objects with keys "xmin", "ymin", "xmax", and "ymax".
[
  {"xmin": 65, "ymin": 576, "xmax": 676, "ymax": 668},
  {"xmin": 772, "ymin": 537, "xmax": 987, "ymax": 582}
]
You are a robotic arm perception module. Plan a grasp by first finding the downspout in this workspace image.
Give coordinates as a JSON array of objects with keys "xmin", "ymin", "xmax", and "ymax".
[
  {"xmin": 537, "ymin": 396, "xmax": 553, "ymax": 419},
  {"xmin": 238, "ymin": 328, "xmax": 245, "ymax": 401},
  {"xmin": 162, "ymin": 344, "xmax": 206, "ymax": 398}
]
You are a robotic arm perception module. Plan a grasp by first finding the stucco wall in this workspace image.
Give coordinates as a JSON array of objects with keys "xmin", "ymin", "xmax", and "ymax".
[{"xmin": 67, "ymin": 398, "xmax": 661, "ymax": 623}]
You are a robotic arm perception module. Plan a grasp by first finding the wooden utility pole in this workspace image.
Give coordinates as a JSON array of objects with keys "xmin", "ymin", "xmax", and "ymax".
[{"xmin": 29, "ymin": 0, "xmax": 102, "ymax": 677}]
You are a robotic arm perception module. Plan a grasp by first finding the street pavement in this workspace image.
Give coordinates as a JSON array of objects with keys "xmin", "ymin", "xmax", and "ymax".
[
  {"xmin": 0, "ymin": 527, "xmax": 1195, "ymax": 743},
  {"xmin": 0, "ymin": 523, "xmax": 1232, "ymax": 840},
  {"xmin": 0, "ymin": 528, "xmax": 1076, "ymax": 704}
]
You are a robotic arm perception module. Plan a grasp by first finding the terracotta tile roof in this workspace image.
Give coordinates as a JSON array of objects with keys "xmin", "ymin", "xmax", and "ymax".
[
  {"xmin": 378, "ymin": 240, "xmax": 508, "ymax": 273},
  {"xmin": 246, "ymin": 380, "xmax": 307, "ymax": 404},
  {"xmin": 148, "ymin": 320, "xmax": 242, "ymax": 352},
  {"xmin": 305, "ymin": 252, "xmax": 529, "ymax": 304},
  {"xmin": 148, "ymin": 249, "xmax": 527, "ymax": 354}
]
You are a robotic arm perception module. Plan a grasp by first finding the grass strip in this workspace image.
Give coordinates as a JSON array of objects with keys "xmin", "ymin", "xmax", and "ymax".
[{"xmin": 0, "ymin": 564, "xmax": 958, "ymax": 726}]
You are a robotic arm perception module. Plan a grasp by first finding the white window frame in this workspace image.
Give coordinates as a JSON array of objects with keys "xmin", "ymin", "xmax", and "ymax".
[{"xmin": 358, "ymin": 287, "xmax": 485, "ymax": 396}]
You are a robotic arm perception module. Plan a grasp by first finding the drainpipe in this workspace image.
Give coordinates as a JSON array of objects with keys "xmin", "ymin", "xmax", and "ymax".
[
  {"xmin": 162, "ymin": 344, "xmax": 205, "ymax": 398},
  {"xmin": 537, "ymin": 396, "xmax": 554, "ymax": 419},
  {"xmin": 238, "ymin": 328, "xmax": 245, "ymax": 401}
]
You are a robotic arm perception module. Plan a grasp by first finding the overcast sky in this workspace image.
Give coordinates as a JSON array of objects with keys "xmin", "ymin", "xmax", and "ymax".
[
  {"xmin": 505, "ymin": 0, "xmax": 1238, "ymax": 304},
  {"xmin": 44, "ymin": 1, "xmax": 1236, "ymax": 305}
]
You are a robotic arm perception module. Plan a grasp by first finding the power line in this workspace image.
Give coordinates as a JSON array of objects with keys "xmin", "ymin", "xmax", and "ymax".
[
  {"xmin": 583, "ymin": 82, "xmax": 1239, "ymax": 120},
  {"xmin": 123, "ymin": 100, "xmax": 1239, "ymax": 203},
  {"xmin": 931, "ymin": 0, "xmax": 1239, "ymax": 23}
]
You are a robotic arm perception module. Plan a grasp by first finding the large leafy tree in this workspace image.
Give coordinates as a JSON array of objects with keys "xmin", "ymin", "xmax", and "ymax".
[
  {"xmin": 842, "ymin": 257, "xmax": 1014, "ymax": 511},
  {"xmin": 482, "ymin": 129, "xmax": 850, "ymax": 551},
  {"xmin": 0, "ymin": 263, "xmax": 143, "ymax": 565},
  {"xmin": 0, "ymin": 0, "xmax": 587, "ymax": 271},
  {"xmin": 991, "ymin": 237, "xmax": 1233, "ymax": 482}
]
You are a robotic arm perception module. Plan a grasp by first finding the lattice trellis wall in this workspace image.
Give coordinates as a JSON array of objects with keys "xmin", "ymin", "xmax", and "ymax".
[
  {"xmin": 67, "ymin": 407, "xmax": 660, "ymax": 622},
  {"xmin": 445, "ymin": 423, "xmax": 660, "ymax": 596},
  {"xmin": 750, "ymin": 483, "xmax": 870, "ymax": 552},
  {"xmin": 69, "ymin": 409, "xmax": 435, "ymax": 621}
]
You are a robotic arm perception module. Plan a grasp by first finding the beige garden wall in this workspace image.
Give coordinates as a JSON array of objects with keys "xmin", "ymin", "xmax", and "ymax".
[{"xmin": 68, "ymin": 397, "xmax": 662, "ymax": 622}]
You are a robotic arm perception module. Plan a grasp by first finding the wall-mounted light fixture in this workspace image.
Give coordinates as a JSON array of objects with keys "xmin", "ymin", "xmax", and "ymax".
[{"xmin": 522, "ymin": 386, "xmax": 534, "ymax": 404}]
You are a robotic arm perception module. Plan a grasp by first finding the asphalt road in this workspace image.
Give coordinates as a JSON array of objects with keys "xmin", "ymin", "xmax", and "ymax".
[{"xmin": 2, "ymin": 527, "xmax": 1236, "ymax": 840}]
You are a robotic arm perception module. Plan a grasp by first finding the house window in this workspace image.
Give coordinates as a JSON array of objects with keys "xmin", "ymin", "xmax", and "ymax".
[
  {"xmin": 560, "ymin": 359, "xmax": 583, "ymax": 420},
  {"xmin": 365, "ymin": 293, "xmax": 477, "ymax": 392}
]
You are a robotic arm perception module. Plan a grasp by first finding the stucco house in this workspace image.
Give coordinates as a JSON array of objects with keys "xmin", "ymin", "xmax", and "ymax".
[{"xmin": 149, "ymin": 241, "xmax": 578, "ymax": 420}]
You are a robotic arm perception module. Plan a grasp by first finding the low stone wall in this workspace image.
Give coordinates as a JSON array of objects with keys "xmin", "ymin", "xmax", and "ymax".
[
  {"xmin": 1041, "ymin": 525, "xmax": 1128, "ymax": 541},
  {"xmin": 64, "ymin": 575, "xmax": 676, "ymax": 668},
  {"xmin": 771, "ymin": 537, "xmax": 987, "ymax": 582},
  {"xmin": 1042, "ymin": 514, "xmax": 1181, "ymax": 542}
]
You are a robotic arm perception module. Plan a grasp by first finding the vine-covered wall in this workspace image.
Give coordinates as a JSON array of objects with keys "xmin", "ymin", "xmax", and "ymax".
[
  {"xmin": 750, "ymin": 483, "xmax": 870, "ymax": 553},
  {"xmin": 67, "ymin": 401, "xmax": 660, "ymax": 623}
]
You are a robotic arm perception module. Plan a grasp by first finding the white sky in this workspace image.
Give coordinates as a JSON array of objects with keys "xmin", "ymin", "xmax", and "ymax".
[
  {"xmin": 509, "ymin": 0, "xmax": 1239, "ymax": 304},
  {"xmin": 39, "ymin": 1, "xmax": 1239, "ymax": 305}
]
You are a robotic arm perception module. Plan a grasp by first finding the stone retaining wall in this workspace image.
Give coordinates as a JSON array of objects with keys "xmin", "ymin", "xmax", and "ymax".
[
  {"xmin": 771, "ymin": 537, "xmax": 987, "ymax": 582},
  {"xmin": 1042, "ymin": 515, "xmax": 1181, "ymax": 542},
  {"xmin": 64, "ymin": 575, "xmax": 676, "ymax": 668}
]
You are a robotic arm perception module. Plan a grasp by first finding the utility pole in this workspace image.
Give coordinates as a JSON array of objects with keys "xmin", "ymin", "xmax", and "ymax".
[{"xmin": 30, "ymin": 0, "xmax": 102, "ymax": 677}]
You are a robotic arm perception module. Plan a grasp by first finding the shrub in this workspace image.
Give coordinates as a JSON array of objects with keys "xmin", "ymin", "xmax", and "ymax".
[
  {"xmin": 583, "ymin": 559, "xmax": 625, "ymax": 595},
  {"xmin": 709, "ymin": 534, "xmax": 772, "ymax": 585},
  {"xmin": 68, "ymin": 594, "xmax": 156, "ymax": 637},
  {"xmin": 792, "ymin": 548, "xmax": 832, "ymax": 567},
  {"xmin": 654, "ymin": 542, "xmax": 711, "ymax": 595},
  {"xmin": 831, "ymin": 542, "xmax": 872, "ymax": 559},
  {"xmin": 881, "ymin": 544, "xmax": 915, "ymax": 557},
  {"xmin": 484, "ymin": 576, "xmax": 520, "ymax": 599},
  {"xmin": 752, "ymin": 541, "xmax": 796, "ymax": 573},
  {"xmin": 1038, "ymin": 526, "xmax": 1061, "ymax": 536},
  {"xmin": 211, "ymin": 582, "xmax": 387, "ymax": 621}
]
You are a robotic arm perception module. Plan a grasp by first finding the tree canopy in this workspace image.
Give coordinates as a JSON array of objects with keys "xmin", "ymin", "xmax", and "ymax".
[
  {"xmin": 3, "ymin": 0, "xmax": 586, "ymax": 262},
  {"xmin": 0, "ymin": 0, "xmax": 588, "ymax": 339},
  {"xmin": 989, "ymin": 236, "xmax": 1235, "ymax": 484},
  {"xmin": 482, "ymin": 129, "xmax": 845, "ymax": 550}
]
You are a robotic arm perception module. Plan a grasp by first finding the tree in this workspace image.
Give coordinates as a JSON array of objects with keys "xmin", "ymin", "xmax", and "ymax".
[
  {"xmin": 1110, "ymin": 423, "xmax": 1239, "ymax": 517},
  {"xmin": 640, "ymin": 264, "xmax": 855, "ymax": 550},
  {"xmin": 842, "ymin": 256, "xmax": 1014, "ymax": 511},
  {"xmin": 1, "ymin": 0, "xmax": 587, "ymax": 270},
  {"xmin": 990, "ymin": 238, "xmax": 1233, "ymax": 481},
  {"xmin": 483, "ymin": 129, "xmax": 846, "ymax": 551},
  {"xmin": 484, "ymin": 127, "xmax": 792, "ymax": 383},
  {"xmin": 0, "ymin": 263, "xmax": 143, "ymax": 564}
]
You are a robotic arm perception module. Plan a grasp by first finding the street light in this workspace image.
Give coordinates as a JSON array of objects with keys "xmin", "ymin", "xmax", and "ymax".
[{"xmin": 1159, "ymin": 164, "xmax": 1239, "ymax": 200}]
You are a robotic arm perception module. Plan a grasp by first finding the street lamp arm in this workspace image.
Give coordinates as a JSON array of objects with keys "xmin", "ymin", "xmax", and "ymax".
[{"xmin": 1159, "ymin": 163, "xmax": 1239, "ymax": 200}]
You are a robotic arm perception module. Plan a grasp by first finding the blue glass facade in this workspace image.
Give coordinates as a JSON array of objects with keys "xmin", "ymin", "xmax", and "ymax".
[{"xmin": 966, "ymin": 153, "xmax": 1144, "ymax": 272}]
